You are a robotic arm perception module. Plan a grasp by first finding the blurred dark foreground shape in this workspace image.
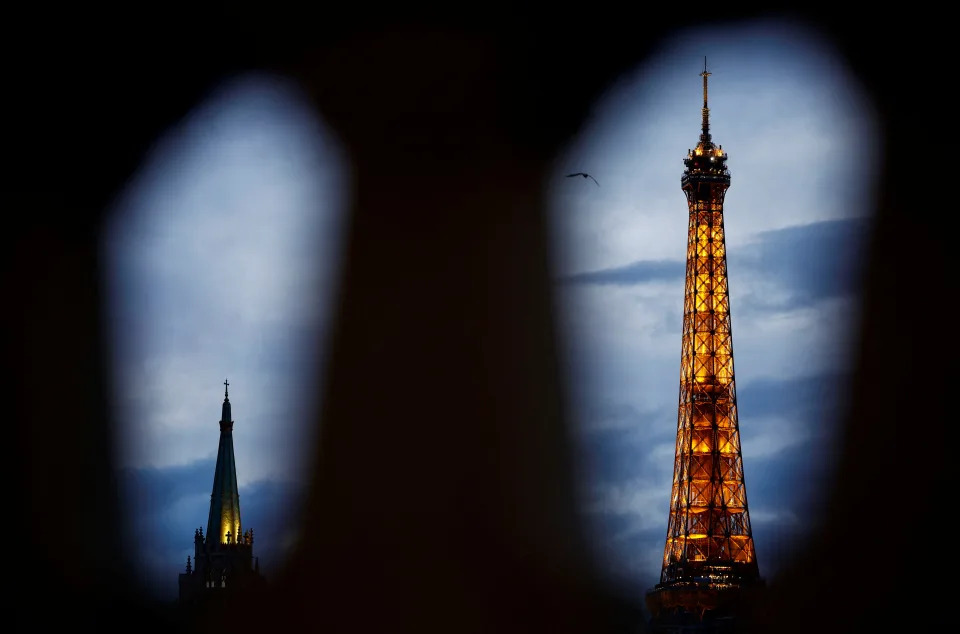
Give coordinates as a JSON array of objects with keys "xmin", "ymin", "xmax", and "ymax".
[{"xmin": 8, "ymin": 3, "xmax": 942, "ymax": 633}]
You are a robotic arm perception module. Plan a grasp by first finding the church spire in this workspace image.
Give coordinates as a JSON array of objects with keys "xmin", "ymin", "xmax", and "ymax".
[{"xmin": 206, "ymin": 380, "xmax": 242, "ymax": 546}]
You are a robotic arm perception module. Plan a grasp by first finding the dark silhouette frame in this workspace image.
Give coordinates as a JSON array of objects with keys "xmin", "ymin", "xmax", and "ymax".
[{"xmin": 8, "ymin": 4, "xmax": 940, "ymax": 632}]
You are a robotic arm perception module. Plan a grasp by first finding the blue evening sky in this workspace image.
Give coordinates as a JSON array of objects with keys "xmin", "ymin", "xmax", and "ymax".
[{"xmin": 101, "ymin": 16, "xmax": 879, "ymax": 602}]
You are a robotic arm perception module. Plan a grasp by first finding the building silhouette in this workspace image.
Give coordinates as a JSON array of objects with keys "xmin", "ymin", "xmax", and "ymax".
[
  {"xmin": 645, "ymin": 61, "xmax": 763, "ymax": 633},
  {"xmin": 178, "ymin": 380, "xmax": 266, "ymax": 612}
]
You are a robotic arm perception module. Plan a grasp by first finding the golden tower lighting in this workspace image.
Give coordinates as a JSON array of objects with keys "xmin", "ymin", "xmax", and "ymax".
[{"xmin": 646, "ymin": 59, "xmax": 762, "ymax": 629}]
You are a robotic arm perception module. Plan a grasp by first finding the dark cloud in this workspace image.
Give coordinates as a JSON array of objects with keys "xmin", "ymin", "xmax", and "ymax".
[
  {"xmin": 584, "ymin": 513, "xmax": 666, "ymax": 596},
  {"xmin": 736, "ymin": 371, "xmax": 851, "ymax": 434},
  {"xmin": 745, "ymin": 434, "xmax": 841, "ymax": 580},
  {"xmin": 556, "ymin": 217, "xmax": 870, "ymax": 314},
  {"xmin": 737, "ymin": 372, "xmax": 852, "ymax": 567},
  {"xmin": 117, "ymin": 460, "xmax": 304, "ymax": 602},
  {"xmin": 574, "ymin": 401, "xmax": 675, "ymax": 485},
  {"xmin": 733, "ymin": 216, "xmax": 871, "ymax": 311},
  {"xmin": 231, "ymin": 478, "xmax": 307, "ymax": 580},
  {"xmin": 558, "ymin": 259, "xmax": 685, "ymax": 286},
  {"xmin": 120, "ymin": 459, "xmax": 214, "ymax": 512}
]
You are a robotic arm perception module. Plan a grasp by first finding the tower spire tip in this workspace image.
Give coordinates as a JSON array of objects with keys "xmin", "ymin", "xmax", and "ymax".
[{"xmin": 699, "ymin": 58, "xmax": 712, "ymax": 141}]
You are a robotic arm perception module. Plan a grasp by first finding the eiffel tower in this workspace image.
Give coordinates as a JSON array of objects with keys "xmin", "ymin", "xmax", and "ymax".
[{"xmin": 646, "ymin": 60, "xmax": 763, "ymax": 634}]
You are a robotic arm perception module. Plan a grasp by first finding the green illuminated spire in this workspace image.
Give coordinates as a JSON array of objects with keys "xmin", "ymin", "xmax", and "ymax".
[{"xmin": 206, "ymin": 379, "xmax": 242, "ymax": 545}]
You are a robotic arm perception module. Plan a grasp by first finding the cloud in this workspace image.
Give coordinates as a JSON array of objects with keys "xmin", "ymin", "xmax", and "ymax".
[
  {"xmin": 580, "ymin": 510, "xmax": 671, "ymax": 596},
  {"xmin": 582, "ymin": 477, "xmax": 667, "ymax": 520},
  {"xmin": 737, "ymin": 371, "xmax": 850, "ymax": 426},
  {"xmin": 741, "ymin": 372, "xmax": 852, "ymax": 518},
  {"xmin": 102, "ymin": 72, "xmax": 347, "ymax": 482},
  {"xmin": 557, "ymin": 217, "xmax": 868, "ymax": 309},
  {"xmin": 574, "ymin": 401, "xmax": 664, "ymax": 433},
  {"xmin": 558, "ymin": 259, "xmax": 685, "ymax": 286},
  {"xmin": 732, "ymin": 216, "xmax": 870, "ymax": 313}
]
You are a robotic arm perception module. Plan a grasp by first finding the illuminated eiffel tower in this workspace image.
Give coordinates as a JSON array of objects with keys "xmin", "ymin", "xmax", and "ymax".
[{"xmin": 645, "ymin": 60, "xmax": 762, "ymax": 634}]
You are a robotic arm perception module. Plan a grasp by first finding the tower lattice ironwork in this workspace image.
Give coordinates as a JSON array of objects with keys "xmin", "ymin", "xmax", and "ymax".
[{"xmin": 646, "ymin": 60, "xmax": 761, "ymax": 631}]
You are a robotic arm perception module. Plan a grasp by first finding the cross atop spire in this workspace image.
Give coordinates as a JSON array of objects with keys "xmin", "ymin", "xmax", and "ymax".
[{"xmin": 220, "ymin": 379, "xmax": 233, "ymax": 428}]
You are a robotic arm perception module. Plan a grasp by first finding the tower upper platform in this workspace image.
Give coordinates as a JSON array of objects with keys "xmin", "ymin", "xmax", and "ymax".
[{"xmin": 681, "ymin": 58, "xmax": 730, "ymax": 191}]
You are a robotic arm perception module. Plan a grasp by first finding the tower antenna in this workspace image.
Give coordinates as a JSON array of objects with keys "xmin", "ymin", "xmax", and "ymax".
[{"xmin": 700, "ymin": 56, "xmax": 711, "ymax": 142}]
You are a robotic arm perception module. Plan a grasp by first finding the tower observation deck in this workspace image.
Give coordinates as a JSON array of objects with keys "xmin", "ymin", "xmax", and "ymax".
[{"xmin": 646, "ymin": 60, "xmax": 762, "ymax": 633}]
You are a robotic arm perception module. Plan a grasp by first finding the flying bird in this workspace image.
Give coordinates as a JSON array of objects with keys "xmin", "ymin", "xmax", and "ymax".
[{"xmin": 566, "ymin": 172, "xmax": 599, "ymax": 186}]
